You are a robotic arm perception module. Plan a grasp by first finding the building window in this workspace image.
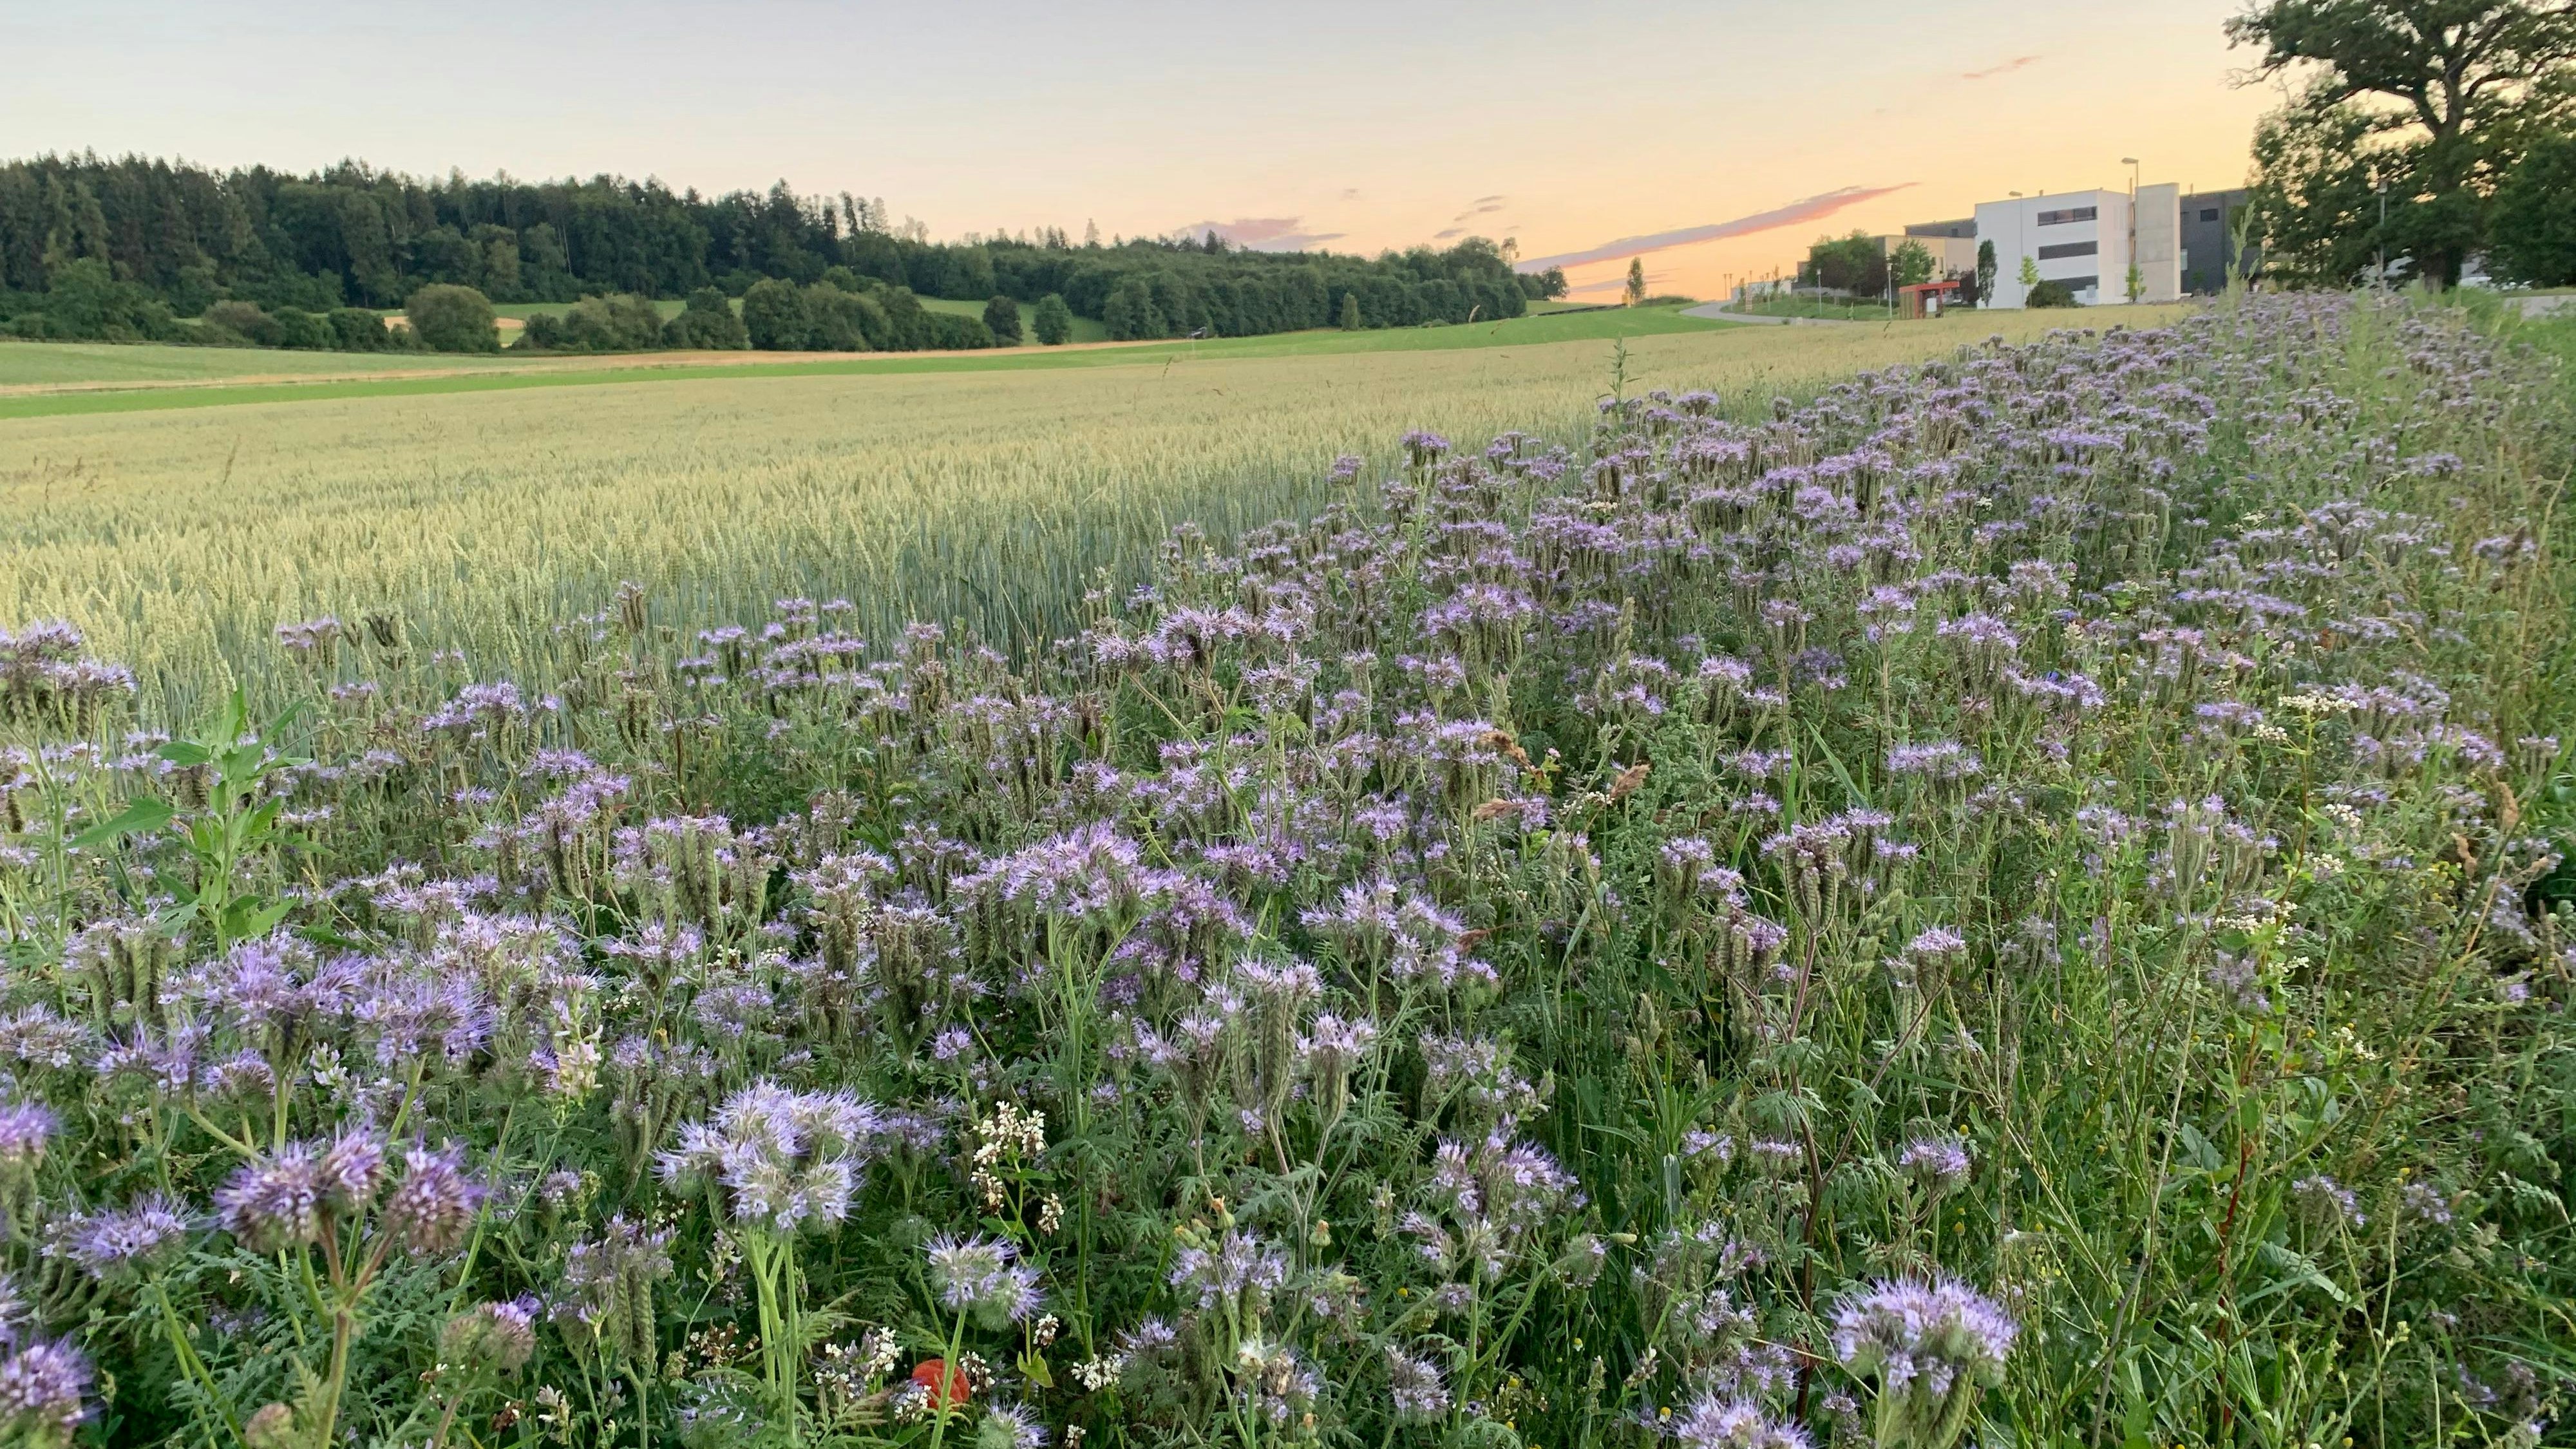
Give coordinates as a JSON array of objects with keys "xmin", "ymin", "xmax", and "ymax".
[
  {"xmin": 2201, "ymin": 208, "xmax": 2221, "ymax": 222},
  {"xmin": 2037, "ymin": 241, "xmax": 2098, "ymax": 260},
  {"xmin": 2060, "ymin": 276, "xmax": 2100, "ymax": 294},
  {"xmin": 2036, "ymin": 206, "xmax": 2099, "ymax": 226}
]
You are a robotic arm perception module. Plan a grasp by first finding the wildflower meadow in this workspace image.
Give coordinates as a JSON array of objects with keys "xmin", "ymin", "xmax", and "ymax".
[{"xmin": 0, "ymin": 293, "xmax": 2570, "ymax": 1449}]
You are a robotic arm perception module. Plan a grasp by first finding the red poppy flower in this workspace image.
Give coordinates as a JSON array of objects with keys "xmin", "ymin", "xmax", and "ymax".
[{"xmin": 911, "ymin": 1358, "xmax": 971, "ymax": 1408}]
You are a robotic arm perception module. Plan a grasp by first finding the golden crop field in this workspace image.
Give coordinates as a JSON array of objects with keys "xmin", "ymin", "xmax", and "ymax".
[{"xmin": 0, "ymin": 307, "xmax": 2193, "ymax": 709}]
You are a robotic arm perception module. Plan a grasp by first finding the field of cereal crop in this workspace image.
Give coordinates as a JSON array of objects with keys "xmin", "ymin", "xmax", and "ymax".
[{"xmin": 0, "ymin": 308, "xmax": 2183, "ymax": 712}]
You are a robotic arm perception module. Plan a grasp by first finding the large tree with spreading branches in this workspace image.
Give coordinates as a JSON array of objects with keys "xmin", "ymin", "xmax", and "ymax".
[{"xmin": 2230, "ymin": 0, "xmax": 2576, "ymax": 285}]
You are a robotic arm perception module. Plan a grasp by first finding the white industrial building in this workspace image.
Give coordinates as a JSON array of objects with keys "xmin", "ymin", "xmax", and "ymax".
[{"xmin": 1975, "ymin": 185, "xmax": 2180, "ymax": 308}]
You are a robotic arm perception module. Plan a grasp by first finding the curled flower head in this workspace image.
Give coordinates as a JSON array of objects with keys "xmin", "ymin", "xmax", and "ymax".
[
  {"xmin": 1387, "ymin": 1346, "xmax": 1450, "ymax": 1423},
  {"xmin": 214, "ymin": 1142, "xmax": 327, "ymax": 1254},
  {"xmin": 2292, "ymin": 1173, "xmax": 2363, "ymax": 1230},
  {"xmin": 2402, "ymin": 1180, "xmax": 2456, "ymax": 1227},
  {"xmin": 1831, "ymin": 1276, "xmax": 2016, "ymax": 1432},
  {"xmin": 656, "ymin": 1082, "xmax": 880, "ymax": 1235},
  {"xmin": 974, "ymin": 1401, "xmax": 1048, "ymax": 1449},
  {"xmin": 382, "ymin": 1144, "xmax": 486, "ymax": 1254},
  {"xmin": 440, "ymin": 1298, "xmax": 538, "ymax": 1376},
  {"xmin": 0, "ymin": 1338, "xmax": 91, "ymax": 1446},
  {"xmin": 1896, "ymin": 1136, "xmax": 1971, "ymax": 1198},
  {"xmin": 317, "ymin": 1130, "xmax": 386, "ymax": 1215},
  {"xmin": 1170, "ymin": 1229, "xmax": 1289, "ymax": 1312},
  {"xmin": 0, "ymin": 1102, "xmax": 55, "ymax": 1171},
  {"xmin": 1671, "ymin": 1393, "xmax": 1812, "ymax": 1449},
  {"xmin": 925, "ymin": 1235, "xmax": 1041, "ymax": 1329},
  {"xmin": 53, "ymin": 1193, "xmax": 191, "ymax": 1280}
]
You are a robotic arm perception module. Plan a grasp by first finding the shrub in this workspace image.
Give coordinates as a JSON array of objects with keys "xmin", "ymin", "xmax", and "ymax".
[
  {"xmin": 661, "ymin": 288, "xmax": 750, "ymax": 350},
  {"xmin": 871, "ymin": 286, "xmax": 929, "ymax": 350},
  {"xmin": 199, "ymin": 299, "xmax": 283, "ymax": 348},
  {"xmin": 28, "ymin": 259, "xmax": 180, "ymax": 342},
  {"xmin": 804, "ymin": 284, "xmax": 877, "ymax": 352},
  {"xmin": 983, "ymin": 294, "xmax": 1023, "ymax": 345},
  {"xmin": 741, "ymin": 278, "xmax": 811, "ymax": 350},
  {"xmin": 271, "ymin": 307, "xmax": 332, "ymax": 350},
  {"xmin": 524, "ymin": 294, "xmax": 666, "ymax": 352},
  {"xmin": 1032, "ymin": 292, "xmax": 1073, "ymax": 345},
  {"xmin": 327, "ymin": 308, "xmax": 393, "ymax": 351},
  {"xmin": 1338, "ymin": 290, "xmax": 1362, "ymax": 329},
  {"xmin": 923, "ymin": 310, "xmax": 995, "ymax": 349},
  {"xmin": 404, "ymin": 284, "xmax": 499, "ymax": 352},
  {"xmin": 2026, "ymin": 279, "xmax": 2078, "ymax": 308}
]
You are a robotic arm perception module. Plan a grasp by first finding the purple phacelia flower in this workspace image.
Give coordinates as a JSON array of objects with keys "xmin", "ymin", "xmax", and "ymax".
[{"xmin": 383, "ymin": 1144, "xmax": 488, "ymax": 1253}]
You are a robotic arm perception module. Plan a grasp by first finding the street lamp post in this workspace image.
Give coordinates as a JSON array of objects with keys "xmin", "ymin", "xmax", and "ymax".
[{"xmin": 2123, "ymin": 157, "xmax": 2140, "ymax": 305}]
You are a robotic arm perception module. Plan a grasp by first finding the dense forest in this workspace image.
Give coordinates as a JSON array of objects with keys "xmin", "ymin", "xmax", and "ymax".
[{"xmin": 0, "ymin": 153, "xmax": 1565, "ymax": 350}]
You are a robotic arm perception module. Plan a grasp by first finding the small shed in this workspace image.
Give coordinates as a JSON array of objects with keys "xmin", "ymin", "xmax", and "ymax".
[{"xmin": 1898, "ymin": 279, "xmax": 1962, "ymax": 320}]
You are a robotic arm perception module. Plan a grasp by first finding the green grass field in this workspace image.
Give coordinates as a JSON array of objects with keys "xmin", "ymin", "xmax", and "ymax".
[
  {"xmin": 0, "ymin": 303, "xmax": 1747, "ymax": 420},
  {"xmin": 0, "ymin": 339, "xmax": 524, "ymax": 388},
  {"xmin": 916, "ymin": 294, "xmax": 1113, "ymax": 344}
]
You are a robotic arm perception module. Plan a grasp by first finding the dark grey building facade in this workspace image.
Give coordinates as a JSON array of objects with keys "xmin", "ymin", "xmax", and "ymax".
[{"xmin": 2181, "ymin": 189, "xmax": 2255, "ymax": 295}]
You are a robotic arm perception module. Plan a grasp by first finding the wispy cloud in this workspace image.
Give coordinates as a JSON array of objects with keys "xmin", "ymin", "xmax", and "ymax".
[
  {"xmin": 1434, "ymin": 227, "xmax": 1465, "ymax": 240},
  {"xmin": 1961, "ymin": 54, "xmax": 2041, "ymax": 80},
  {"xmin": 1170, "ymin": 216, "xmax": 1347, "ymax": 251},
  {"xmin": 1514, "ymin": 185, "xmax": 1915, "ymax": 272},
  {"xmin": 1441, "ymin": 195, "xmax": 1511, "ymax": 230}
]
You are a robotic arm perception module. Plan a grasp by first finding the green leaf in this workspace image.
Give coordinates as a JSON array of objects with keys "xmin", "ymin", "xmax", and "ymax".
[
  {"xmin": 234, "ymin": 899, "xmax": 293, "ymax": 940},
  {"xmin": 70, "ymin": 798, "xmax": 175, "ymax": 850},
  {"xmin": 1019, "ymin": 1352, "xmax": 1054, "ymax": 1390},
  {"xmin": 221, "ymin": 743, "xmax": 267, "ymax": 782},
  {"xmin": 242, "ymin": 797, "xmax": 285, "ymax": 841},
  {"xmin": 156, "ymin": 741, "xmax": 214, "ymax": 768},
  {"xmin": 213, "ymin": 688, "xmax": 249, "ymax": 746}
]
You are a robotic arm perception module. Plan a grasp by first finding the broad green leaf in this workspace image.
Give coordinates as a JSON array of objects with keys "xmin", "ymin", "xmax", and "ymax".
[{"xmin": 70, "ymin": 798, "xmax": 175, "ymax": 850}]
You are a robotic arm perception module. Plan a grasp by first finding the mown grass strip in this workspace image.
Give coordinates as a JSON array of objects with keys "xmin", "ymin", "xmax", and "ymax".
[{"xmin": 0, "ymin": 307, "xmax": 1735, "ymax": 421}]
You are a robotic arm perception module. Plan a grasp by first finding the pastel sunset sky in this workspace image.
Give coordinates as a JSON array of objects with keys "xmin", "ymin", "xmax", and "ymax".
[{"xmin": 11, "ymin": 0, "xmax": 2282, "ymax": 300}]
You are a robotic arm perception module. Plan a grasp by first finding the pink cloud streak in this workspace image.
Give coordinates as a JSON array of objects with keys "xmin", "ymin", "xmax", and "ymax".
[
  {"xmin": 1514, "ymin": 184, "xmax": 1917, "ymax": 272},
  {"xmin": 1962, "ymin": 54, "xmax": 2042, "ymax": 80}
]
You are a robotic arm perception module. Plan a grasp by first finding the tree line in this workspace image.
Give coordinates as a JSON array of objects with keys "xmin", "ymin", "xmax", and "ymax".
[{"xmin": 0, "ymin": 153, "xmax": 1566, "ymax": 352}]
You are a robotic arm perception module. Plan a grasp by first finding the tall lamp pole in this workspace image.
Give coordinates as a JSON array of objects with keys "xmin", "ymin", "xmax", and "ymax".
[{"xmin": 2123, "ymin": 157, "xmax": 2141, "ymax": 304}]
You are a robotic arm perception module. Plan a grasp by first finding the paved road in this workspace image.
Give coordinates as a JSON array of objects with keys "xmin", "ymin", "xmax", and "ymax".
[{"xmin": 1680, "ymin": 303, "xmax": 1857, "ymax": 327}]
